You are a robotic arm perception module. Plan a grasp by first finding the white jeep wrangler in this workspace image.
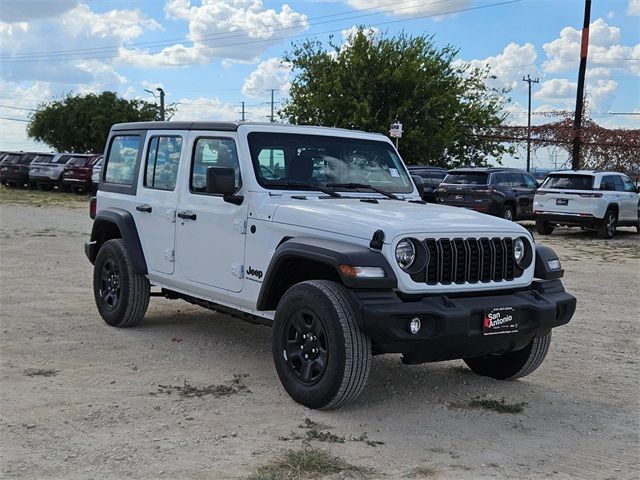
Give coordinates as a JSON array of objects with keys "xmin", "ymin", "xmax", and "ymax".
[{"xmin": 86, "ymin": 121, "xmax": 576, "ymax": 409}]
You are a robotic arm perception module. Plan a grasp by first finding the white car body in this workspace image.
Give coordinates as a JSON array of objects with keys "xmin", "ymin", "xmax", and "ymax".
[{"xmin": 534, "ymin": 170, "xmax": 639, "ymax": 227}]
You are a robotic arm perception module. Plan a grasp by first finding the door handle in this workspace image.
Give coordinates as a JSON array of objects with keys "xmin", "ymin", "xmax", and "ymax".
[
  {"xmin": 136, "ymin": 204, "xmax": 152, "ymax": 213},
  {"xmin": 177, "ymin": 211, "xmax": 197, "ymax": 221}
]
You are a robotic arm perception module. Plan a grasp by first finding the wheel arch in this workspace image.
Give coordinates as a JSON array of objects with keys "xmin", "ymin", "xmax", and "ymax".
[
  {"xmin": 87, "ymin": 208, "xmax": 147, "ymax": 274},
  {"xmin": 606, "ymin": 203, "xmax": 619, "ymax": 218},
  {"xmin": 256, "ymin": 237, "xmax": 397, "ymax": 311}
]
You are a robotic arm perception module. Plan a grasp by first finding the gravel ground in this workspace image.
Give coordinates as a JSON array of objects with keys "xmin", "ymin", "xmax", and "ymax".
[{"xmin": 1, "ymin": 194, "xmax": 639, "ymax": 479}]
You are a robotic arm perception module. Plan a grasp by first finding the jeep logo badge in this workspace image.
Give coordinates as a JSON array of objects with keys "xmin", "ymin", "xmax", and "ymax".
[{"xmin": 246, "ymin": 266, "xmax": 263, "ymax": 279}]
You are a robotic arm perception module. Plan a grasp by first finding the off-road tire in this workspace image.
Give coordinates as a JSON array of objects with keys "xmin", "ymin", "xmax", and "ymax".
[
  {"xmin": 597, "ymin": 209, "xmax": 616, "ymax": 239},
  {"xmin": 502, "ymin": 205, "xmax": 515, "ymax": 221},
  {"xmin": 272, "ymin": 280, "xmax": 371, "ymax": 409},
  {"xmin": 535, "ymin": 220, "xmax": 554, "ymax": 235},
  {"xmin": 464, "ymin": 332, "xmax": 552, "ymax": 380},
  {"xmin": 93, "ymin": 239, "xmax": 150, "ymax": 328}
]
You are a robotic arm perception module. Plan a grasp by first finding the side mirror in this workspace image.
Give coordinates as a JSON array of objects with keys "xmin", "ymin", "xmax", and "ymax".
[
  {"xmin": 206, "ymin": 166, "xmax": 243, "ymax": 204},
  {"xmin": 411, "ymin": 175, "xmax": 424, "ymax": 199}
]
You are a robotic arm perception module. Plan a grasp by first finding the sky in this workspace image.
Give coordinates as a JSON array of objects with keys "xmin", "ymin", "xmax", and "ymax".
[{"xmin": 0, "ymin": 0, "xmax": 638, "ymax": 169}]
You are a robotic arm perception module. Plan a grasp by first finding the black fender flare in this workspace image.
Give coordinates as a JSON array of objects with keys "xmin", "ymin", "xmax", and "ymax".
[
  {"xmin": 256, "ymin": 237, "xmax": 397, "ymax": 311},
  {"xmin": 86, "ymin": 208, "xmax": 148, "ymax": 274}
]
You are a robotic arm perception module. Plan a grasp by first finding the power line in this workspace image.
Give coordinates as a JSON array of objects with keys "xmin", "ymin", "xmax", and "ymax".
[
  {"xmin": 0, "ymin": 104, "xmax": 35, "ymax": 112},
  {"xmin": 0, "ymin": 116, "xmax": 29, "ymax": 122},
  {"xmin": 1, "ymin": 0, "xmax": 527, "ymax": 64}
]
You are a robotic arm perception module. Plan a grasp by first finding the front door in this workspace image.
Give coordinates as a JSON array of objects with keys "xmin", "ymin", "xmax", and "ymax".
[
  {"xmin": 175, "ymin": 134, "xmax": 247, "ymax": 293},
  {"xmin": 134, "ymin": 133, "xmax": 184, "ymax": 275},
  {"xmin": 509, "ymin": 172, "xmax": 537, "ymax": 218}
]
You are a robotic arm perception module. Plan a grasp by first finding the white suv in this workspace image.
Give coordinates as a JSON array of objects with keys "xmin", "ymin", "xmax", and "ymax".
[
  {"xmin": 85, "ymin": 121, "xmax": 576, "ymax": 409},
  {"xmin": 534, "ymin": 170, "xmax": 639, "ymax": 239}
]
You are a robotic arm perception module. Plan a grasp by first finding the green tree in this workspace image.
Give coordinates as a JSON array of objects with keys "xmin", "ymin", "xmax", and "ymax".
[
  {"xmin": 27, "ymin": 91, "xmax": 158, "ymax": 153},
  {"xmin": 281, "ymin": 29, "xmax": 512, "ymax": 167}
]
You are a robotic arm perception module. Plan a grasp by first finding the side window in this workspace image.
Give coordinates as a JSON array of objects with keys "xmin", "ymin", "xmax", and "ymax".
[
  {"xmin": 104, "ymin": 135, "xmax": 141, "ymax": 185},
  {"xmin": 257, "ymin": 148, "xmax": 285, "ymax": 179},
  {"xmin": 600, "ymin": 176, "xmax": 616, "ymax": 191},
  {"xmin": 523, "ymin": 174, "xmax": 538, "ymax": 188},
  {"xmin": 622, "ymin": 178, "xmax": 637, "ymax": 192},
  {"xmin": 508, "ymin": 173, "xmax": 527, "ymax": 187},
  {"xmin": 191, "ymin": 138, "xmax": 241, "ymax": 194},
  {"xmin": 494, "ymin": 173, "xmax": 511, "ymax": 187},
  {"xmin": 144, "ymin": 136, "xmax": 182, "ymax": 191},
  {"xmin": 612, "ymin": 176, "xmax": 625, "ymax": 192}
]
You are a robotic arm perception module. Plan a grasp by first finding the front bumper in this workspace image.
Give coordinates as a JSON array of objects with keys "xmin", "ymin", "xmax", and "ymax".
[{"xmin": 351, "ymin": 279, "xmax": 576, "ymax": 363}]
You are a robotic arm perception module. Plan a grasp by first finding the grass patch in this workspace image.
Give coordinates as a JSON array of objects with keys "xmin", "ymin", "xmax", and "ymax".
[
  {"xmin": 154, "ymin": 373, "xmax": 249, "ymax": 398},
  {"xmin": 450, "ymin": 397, "xmax": 527, "ymax": 414},
  {"xmin": 247, "ymin": 448, "xmax": 369, "ymax": 480},
  {"xmin": 350, "ymin": 432, "xmax": 384, "ymax": 447},
  {"xmin": 407, "ymin": 465, "xmax": 440, "ymax": 478},
  {"xmin": 287, "ymin": 418, "xmax": 384, "ymax": 446},
  {"xmin": 24, "ymin": 368, "xmax": 59, "ymax": 377},
  {"xmin": 0, "ymin": 186, "xmax": 89, "ymax": 207}
]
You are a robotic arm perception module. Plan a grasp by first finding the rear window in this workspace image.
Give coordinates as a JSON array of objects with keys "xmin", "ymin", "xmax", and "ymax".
[
  {"xmin": 33, "ymin": 154, "xmax": 54, "ymax": 163},
  {"xmin": 542, "ymin": 174, "xmax": 594, "ymax": 190},
  {"xmin": 67, "ymin": 156, "xmax": 90, "ymax": 166},
  {"xmin": 19, "ymin": 154, "xmax": 38, "ymax": 164},
  {"xmin": 3, "ymin": 154, "xmax": 22, "ymax": 164},
  {"xmin": 443, "ymin": 172, "xmax": 488, "ymax": 185},
  {"xmin": 52, "ymin": 155, "xmax": 74, "ymax": 164}
]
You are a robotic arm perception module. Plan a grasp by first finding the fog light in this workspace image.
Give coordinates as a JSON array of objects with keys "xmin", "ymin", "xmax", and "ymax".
[
  {"xmin": 548, "ymin": 259, "xmax": 561, "ymax": 270},
  {"xmin": 409, "ymin": 317, "xmax": 421, "ymax": 335}
]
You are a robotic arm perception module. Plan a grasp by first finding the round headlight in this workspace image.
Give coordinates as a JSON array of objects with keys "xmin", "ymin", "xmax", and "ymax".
[
  {"xmin": 395, "ymin": 238, "xmax": 416, "ymax": 270},
  {"xmin": 514, "ymin": 237, "xmax": 526, "ymax": 266}
]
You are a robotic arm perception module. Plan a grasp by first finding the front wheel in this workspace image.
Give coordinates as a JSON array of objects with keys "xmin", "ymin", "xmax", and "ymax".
[
  {"xmin": 272, "ymin": 280, "xmax": 371, "ymax": 409},
  {"xmin": 464, "ymin": 332, "xmax": 552, "ymax": 380},
  {"xmin": 93, "ymin": 239, "xmax": 150, "ymax": 327},
  {"xmin": 502, "ymin": 205, "xmax": 515, "ymax": 221}
]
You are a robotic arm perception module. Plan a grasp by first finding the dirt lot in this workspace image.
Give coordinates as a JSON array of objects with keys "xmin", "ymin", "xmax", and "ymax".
[{"xmin": 1, "ymin": 189, "xmax": 639, "ymax": 480}]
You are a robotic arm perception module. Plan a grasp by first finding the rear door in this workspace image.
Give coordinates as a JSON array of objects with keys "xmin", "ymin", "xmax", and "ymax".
[
  {"xmin": 615, "ymin": 175, "xmax": 637, "ymax": 221},
  {"xmin": 134, "ymin": 133, "xmax": 185, "ymax": 275}
]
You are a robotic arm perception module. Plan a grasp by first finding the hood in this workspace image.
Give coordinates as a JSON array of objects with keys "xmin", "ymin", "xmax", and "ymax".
[{"xmin": 271, "ymin": 196, "xmax": 530, "ymax": 242}]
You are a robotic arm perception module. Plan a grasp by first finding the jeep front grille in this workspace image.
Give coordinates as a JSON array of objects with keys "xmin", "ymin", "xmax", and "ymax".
[{"xmin": 420, "ymin": 237, "xmax": 521, "ymax": 285}]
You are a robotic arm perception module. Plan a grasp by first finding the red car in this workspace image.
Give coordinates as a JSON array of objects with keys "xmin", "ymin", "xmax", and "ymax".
[{"xmin": 61, "ymin": 154, "xmax": 102, "ymax": 193}]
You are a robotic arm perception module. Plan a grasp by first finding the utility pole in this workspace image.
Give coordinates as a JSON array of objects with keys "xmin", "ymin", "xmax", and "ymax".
[
  {"xmin": 572, "ymin": 0, "xmax": 591, "ymax": 170},
  {"xmin": 522, "ymin": 74, "xmax": 539, "ymax": 173},
  {"xmin": 156, "ymin": 88, "xmax": 165, "ymax": 121},
  {"xmin": 268, "ymin": 89, "xmax": 276, "ymax": 123},
  {"xmin": 240, "ymin": 101, "xmax": 245, "ymax": 122}
]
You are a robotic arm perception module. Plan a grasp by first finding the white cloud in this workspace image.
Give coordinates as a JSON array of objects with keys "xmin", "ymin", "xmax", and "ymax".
[
  {"xmin": 456, "ymin": 42, "xmax": 538, "ymax": 92},
  {"xmin": 0, "ymin": 80, "xmax": 53, "ymax": 151},
  {"xmin": 120, "ymin": 0, "xmax": 309, "ymax": 67},
  {"xmin": 346, "ymin": 0, "xmax": 470, "ymax": 18},
  {"xmin": 534, "ymin": 77, "xmax": 618, "ymax": 113},
  {"xmin": 628, "ymin": 0, "xmax": 640, "ymax": 15},
  {"xmin": 172, "ymin": 96, "xmax": 270, "ymax": 122},
  {"xmin": 0, "ymin": 0, "xmax": 78, "ymax": 22},
  {"xmin": 242, "ymin": 58, "xmax": 292, "ymax": 99},
  {"xmin": 542, "ymin": 18, "xmax": 640, "ymax": 76},
  {"xmin": 535, "ymin": 78, "xmax": 577, "ymax": 101}
]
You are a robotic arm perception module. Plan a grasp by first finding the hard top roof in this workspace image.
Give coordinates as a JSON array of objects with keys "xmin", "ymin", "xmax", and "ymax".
[{"xmin": 446, "ymin": 167, "xmax": 528, "ymax": 173}]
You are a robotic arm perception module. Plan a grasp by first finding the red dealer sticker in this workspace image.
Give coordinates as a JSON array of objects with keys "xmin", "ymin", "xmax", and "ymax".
[{"xmin": 483, "ymin": 306, "xmax": 519, "ymax": 335}]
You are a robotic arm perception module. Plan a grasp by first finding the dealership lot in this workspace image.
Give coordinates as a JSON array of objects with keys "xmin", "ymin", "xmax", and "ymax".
[{"xmin": 1, "ymin": 194, "xmax": 638, "ymax": 479}]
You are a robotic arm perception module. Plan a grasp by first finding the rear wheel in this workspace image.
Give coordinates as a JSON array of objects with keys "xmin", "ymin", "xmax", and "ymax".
[
  {"xmin": 535, "ymin": 220, "xmax": 554, "ymax": 235},
  {"xmin": 93, "ymin": 239, "xmax": 150, "ymax": 328},
  {"xmin": 72, "ymin": 186, "xmax": 84, "ymax": 194},
  {"xmin": 597, "ymin": 209, "xmax": 616, "ymax": 239},
  {"xmin": 464, "ymin": 332, "xmax": 552, "ymax": 380},
  {"xmin": 502, "ymin": 205, "xmax": 515, "ymax": 221},
  {"xmin": 272, "ymin": 280, "xmax": 371, "ymax": 409}
]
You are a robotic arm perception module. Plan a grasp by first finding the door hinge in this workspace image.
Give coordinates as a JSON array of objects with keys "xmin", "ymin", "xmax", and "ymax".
[
  {"xmin": 231, "ymin": 263, "xmax": 244, "ymax": 278},
  {"xmin": 233, "ymin": 218, "xmax": 247, "ymax": 234},
  {"xmin": 164, "ymin": 249, "xmax": 175, "ymax": 263},
  {"xmin": 167, "ymin": 209, "xmax": 176, "ymax": 223}
]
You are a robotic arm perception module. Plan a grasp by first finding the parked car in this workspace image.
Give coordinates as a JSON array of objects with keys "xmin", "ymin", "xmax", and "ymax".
[
  {"xmin": 85, "ymin": 121, "xmax": 576, "ymax": 409},
  {"xmin": 29, "ymin": 153, "xmax": 78, "ymax": 190},
  {"xmin": 437, "ymin": 168, "xmax": 539, "ymax": 221},
  {"xmin": 62, "ymin": 154, "xmax": 102, "ymax": 193},
  {"xmin": 406, "ymin": 166, "xmax": 447, "ymax": 203},
  {"xmin": 0, "ymin": 152, "xmax": 39, "ymax": 188},
  {"xmin": 534, "ymin": 170, "xmax": 639, "ymax": 239},
  {"xmin": 91, "ymin": 157, "xmax": 103, "ymax": 192}
]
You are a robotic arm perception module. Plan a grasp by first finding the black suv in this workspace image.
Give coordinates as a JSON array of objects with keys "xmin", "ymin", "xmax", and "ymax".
[
  {"xmin": 406, "ymin": 166, "xmax": 447, "ymax": 203},
  {"xmin": 437, "ymin": 168, "xmax": 539, "ymax": 221},
  {"xmin": 0, "ymin": 152, "xmax": 39, "ymax": 188}
]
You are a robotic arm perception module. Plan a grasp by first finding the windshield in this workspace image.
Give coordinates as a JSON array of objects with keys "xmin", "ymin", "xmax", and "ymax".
[
  {"xmin": 442, "ymin": 172, "xmax": 488, "ymax": 185},
  {"xmin": 33, "ymin": 154, "xmax": 54, "ymax": 163},
  {"xmin": 248, "ymin": 132, "xmax": 414, "ymax": 194},
  {"xmin": 542, "ymin": 174, "xmax": 594, "ymax": 190},
  {"xmin": 3, "ymin": 154, "xmax": 23, "ymax": 164}
]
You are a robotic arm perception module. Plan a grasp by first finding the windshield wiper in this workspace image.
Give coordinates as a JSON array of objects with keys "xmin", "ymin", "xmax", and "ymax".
[
  {"xmin": 327, "ymin": 183, "xmax": 402, "ymax": 200},
  {"xmin": 269, "ymin": 181, "xmax": 341, "ymax": 198}
]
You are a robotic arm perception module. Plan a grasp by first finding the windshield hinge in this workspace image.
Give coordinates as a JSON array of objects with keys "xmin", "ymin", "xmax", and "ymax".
[
  {"xmin": 164, "ymin": 249, "xmax": 175, "ymax": 263},
  {"xmin": 234, "ymin": 218, "xmax": 247, "ymax": 234},
  {"xmin": 231, "ymin": 263, "xmax": 244, "ymax": 278}
]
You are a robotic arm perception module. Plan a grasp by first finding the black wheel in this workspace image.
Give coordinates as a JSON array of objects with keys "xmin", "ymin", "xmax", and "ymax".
[
  {"xmin": 93, "ymin": 239, "xmax": 150, "ymax": 327},
  {"xmin": 28, "ymin": 182, "xmax": 37, "ymax": 190},
  {"xmin": 72, "ymin": 186, "xmax": 84, "ymax": 194},
  {"xmin": 597, "ymin": 209, "xmax": 616, "ymax": 239},
  {"xmin": 272, "ymin": 280, "xmax": 371, "ymax": 409},
  {"xmin": 636, "ymin": 207, "xmax": 639, "ymax": 234},
  {"xmin": 39, "ymin": 184, "xmax": 52, "ymax": 191},
  {"xmin": 464, "ymin": 332, "xmax": 552, "ymax": 380},
  {"xmin": 6, "ymin": 182, "xmax": 16, "ymax": 188},
  {"xmin": 502, "ymin": 205, "xmax": 515, "ymax": 221},
  {"xmin": 535, "ymin": 220, "xmax": 554, "ymax": 235}
]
